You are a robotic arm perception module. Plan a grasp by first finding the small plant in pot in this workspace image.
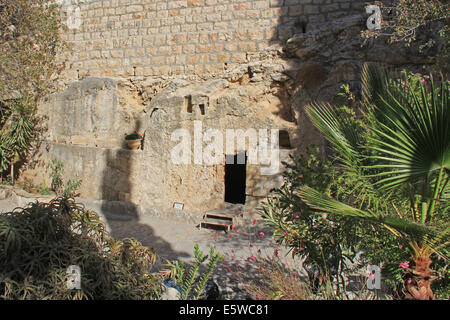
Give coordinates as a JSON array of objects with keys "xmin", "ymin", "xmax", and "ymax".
[{"xmin": 125, "ymin": 132, "xmax": 144, "ymax": 150}]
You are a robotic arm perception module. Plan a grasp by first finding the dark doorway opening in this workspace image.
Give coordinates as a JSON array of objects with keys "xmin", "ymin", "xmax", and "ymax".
[
  {"xmin": 225, "ymin": 152, "xmax": 247, "ymax": 204},
  {"xmin": 199, "ymin": 103, "xmax": 205, "ymax": 115},
  {"xmin": 185, "ymin": 95, "xmax": 193, "ymax": 113},
  {"xmin": 279, "ymin": 130, "xmax": 292, "ymax": 149}
]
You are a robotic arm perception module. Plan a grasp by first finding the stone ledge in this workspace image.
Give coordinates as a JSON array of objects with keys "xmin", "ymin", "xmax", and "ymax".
[
  {"xmin": 0, "ymin": 185, "xmax": 202, "ymax": 225},
  {"xmin": 0, "ymin": 185, "xmax": 56, "ymax": 208},
  {"xmin": 44, "ymin": 141, "xmax": 144, "ymax": 152}
]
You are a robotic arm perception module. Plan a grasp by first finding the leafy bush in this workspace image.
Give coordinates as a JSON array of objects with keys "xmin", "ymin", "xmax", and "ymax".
[
  {"xmin": 0, "ymin": 197, "xmax": 162, "ymax": 299},
  {"xmin": 244, "ymin": 257, "xmax": 382, "ymax": 300},
  {"xmin": 260, "ymin": 146, "xmax": 363, "ymax": 296},
  {"xmin": 260, "ymin": 67, "xmax": 449, "ymax": 299},
  {"xmin": 298, "ymin": 65, "xmax": 449, "ymax": 299},
  {"xmin": 0, "ymin": 99, "xmax": 35, "ymax": 184},
  {"xmin": 260, "ymin": 143, "xmax": 415, "ymax": 298}
]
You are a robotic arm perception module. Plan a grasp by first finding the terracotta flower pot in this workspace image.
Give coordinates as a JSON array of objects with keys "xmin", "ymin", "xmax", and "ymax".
[{"xmin": 127, "ymin": 139, "xmax": 141, "ymax": 150}]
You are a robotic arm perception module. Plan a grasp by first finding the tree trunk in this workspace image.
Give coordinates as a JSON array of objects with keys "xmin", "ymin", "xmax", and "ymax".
[
  {"xmin": 10, "ymin": 161, "xmax": 14, "ymax": 185},
  {"xmin": 405, "ymin": 255, "xmax": 436, "ymax": 300}
]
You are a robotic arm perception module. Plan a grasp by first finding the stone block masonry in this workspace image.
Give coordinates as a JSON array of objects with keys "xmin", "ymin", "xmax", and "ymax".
[
  {"xmin": 60, "ymin": 0, "xmax": 368, "ymax": 80},
  {"xmin": 25, "ymin": 2, "xmax": 432, "ymax": 218}
]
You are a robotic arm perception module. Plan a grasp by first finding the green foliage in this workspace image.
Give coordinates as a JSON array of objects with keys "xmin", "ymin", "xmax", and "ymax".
[
  {"xmin": 0, "ymin": 142, "xmax": 8, "ymax": 173},
  {"xmin": 39, "ymin": 181, "xmax": 52, "ymax": 196},
  {"xmin": 47, "ymin": 160, "xmax": 82, "ymax": 197},
  {"xmin": 361, "ymin": 0, "xmax": 449, "ymax": 71},
  {"xmin": 303, "ymin": 65, "xmax": 449, "ymax": 229},
  {"xmin": 245, "ymin": 257, "xmax": 313, "ymax": 300},
  {"xmin": 1, "ymin": 102, "xmax": 34, "ymax": 157},
  {"xmin": 260, "ymin": 147, "xmax": 363, "ymax": 295},
  {"xmin": 0, "ymin": 197, "xmax": 162, "ymax": 300},
  {"xmin": 299, "ymin": 64, "xmax": 449, "ymax": 298},
  {"xmin": 261, "ymin": 66, "xmax": 449, "ymax": 298},
  {"xmin": 0, "ymin": 98, "xmax": 35, "ymax": 182},
  {"xmin": 63, "ymin": 179, "xmax": 82, "ymax": 197},
  {"xmin": 259, "ymin": 146, "xmax": 412, "ymax": 296},
  {"xmin": 165, "ymin": 244, "xmax": 224, "ymax": 300},
  {"xmin": 359, "ymin": 226, "xmax": 449, "ymax": 299},
  {"xmin": 432, "ymin": 255, "xmax": 450, "ymax": 299},
  {"xmin": 356, "ymin": 224, "xmax": 410, "ymax": 294},
  {"xmin": 0, "ymin": 0, "xmax": 68, "ymax": 181},
  {"xmin": 125, "ymin": 133, "xmax": 144, "ymax": 140}
]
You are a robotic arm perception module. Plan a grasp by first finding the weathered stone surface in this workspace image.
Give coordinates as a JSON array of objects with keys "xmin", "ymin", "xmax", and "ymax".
[
  {"xmin": 26, "ymin": 71, "xmax": 297, "ymax": 217},
  {"xmin": 282, "ymin": 12, "xmax": 437, "ymax": 155},
  {"xmin": 21, "ymin": 7, "xmax": 439, "ymax": 221},
  {"xmin": 39, "ymin": 77, "xmax": 143, "ymax": 149},
  {"xmin": 0, "ymin": 185, "xmax": 54, "ymax": 208},
  {"xmin": 285, "ymin": 13, "xmax": 434, "ymax": 67}
]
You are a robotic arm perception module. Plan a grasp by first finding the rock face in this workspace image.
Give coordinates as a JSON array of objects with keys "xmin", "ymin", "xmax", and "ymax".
[
  {"xmin": 26, "ymin": 63, "xmax": 297, "ymax": 218},
  {"xmin": 39, "ymin": 77, "xmax": 142, "ymax": 149},
  {"xmin": 22, "ymin": 10, "xmax": 437, "ymax": 220}
]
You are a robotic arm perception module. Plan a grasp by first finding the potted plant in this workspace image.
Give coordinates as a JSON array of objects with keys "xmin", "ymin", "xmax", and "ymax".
[{"xmin": 125, "ymin": 132, "xmax": 144, "ymax": 150}]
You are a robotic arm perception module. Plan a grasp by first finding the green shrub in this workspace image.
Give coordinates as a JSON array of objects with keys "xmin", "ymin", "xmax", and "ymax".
[
  {"xmin": 125, "ymin": 133, "xmax": 144, "ymax": 140},
  {"xmin": 47, "ymin": 160, "xmax": 82, "ymax": 197},
  {"xmin": 260, "ymin": 70, "xmax": 449, "ymax": 298},
  {"xmin": 297, "ymin": 65, "xmax": 449, "ymax": 299},
  {"xmin": 39, "ymin": 182, "xmax": 52, "ymax": 196},
  {"xmin": 245, "ymin": 257, "xmax": 313, "ymax": 300},
  {"xmin": 163, "ymin": 244, "xmax": 224, "ymax": 300},
  {"xmin": 244, "ymin": 257, "xmax": 380, "ymax": 300},
  {"xmin": 0, "ymin": 197, "xmax": 162, "ymax": 300},
  {"xmin": 260, "ymin": 146, "xmax": 363, "ymax": 295}
]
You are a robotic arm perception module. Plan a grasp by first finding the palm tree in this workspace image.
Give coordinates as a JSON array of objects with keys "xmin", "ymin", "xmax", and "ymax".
[{"xmin": 299, "ymin": 64, "xmax": 449, "ymax": 299}]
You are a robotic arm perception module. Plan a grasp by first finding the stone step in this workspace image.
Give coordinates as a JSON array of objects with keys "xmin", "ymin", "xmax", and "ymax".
[
  {"xmin": 205, "ymin": 204, "xmax": 243, "ymax": 217},
  {"xmin": 202, "ymin": 216, "xmax": 233, "ymax": 225},
  {"xmin": 204, "ymin": 211, "xmax": 235, "ymax": 220},
  {"xmin": 200, "ymin": 219, "xmax": 232, "ymax": 231},
  {"xmin": 200, "ymin": 208, "xmax": 236, "ymax": 231},
  {"xmin": 204, "ymin": 208, "xmax": 234, "ymax": 217}
]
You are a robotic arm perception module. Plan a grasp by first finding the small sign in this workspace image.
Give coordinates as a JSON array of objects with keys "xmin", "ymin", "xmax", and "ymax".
[
  {"xmin": 367, "ymin": 265, "xmax": 381, "ymax": 290},
  {"xmin": 173, "ymin": 202, "xmax": 184, "ymax": 210},
  {"xmin": 66, "ymin": 265, "xmax": 81, "ymax": 290}
]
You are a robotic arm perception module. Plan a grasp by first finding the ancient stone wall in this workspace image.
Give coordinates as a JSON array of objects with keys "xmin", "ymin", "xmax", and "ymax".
[
  {"xmin": 60, "ymin": 0, "xmax": 368, "ymax": 80},
  {"xmin": 21, "ymin": 1, "xmax": 435, "ymax": 220},
  {"xmin": 31, "ymin": 74, "xmax": 297, "ymax": 216}
]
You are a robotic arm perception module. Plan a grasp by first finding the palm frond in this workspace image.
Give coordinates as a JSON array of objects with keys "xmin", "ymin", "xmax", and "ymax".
[
  {"xmin": 366, "ymin": 75, "xmax": 450, "ymax": 192},
  {"xmin": 361, "ymin": 63, "xmax": 391, "ymax": 107},
  {"xmin": 361, "ymin": 64, "xmax": 408, "ymax": 119},
  {"xmin": 299, "ymin": 186, "xmax": 437, "ymax": 240},
  {"xmin": 305, "ymin": 102, "xmax": 361, "ymax": 169}
]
